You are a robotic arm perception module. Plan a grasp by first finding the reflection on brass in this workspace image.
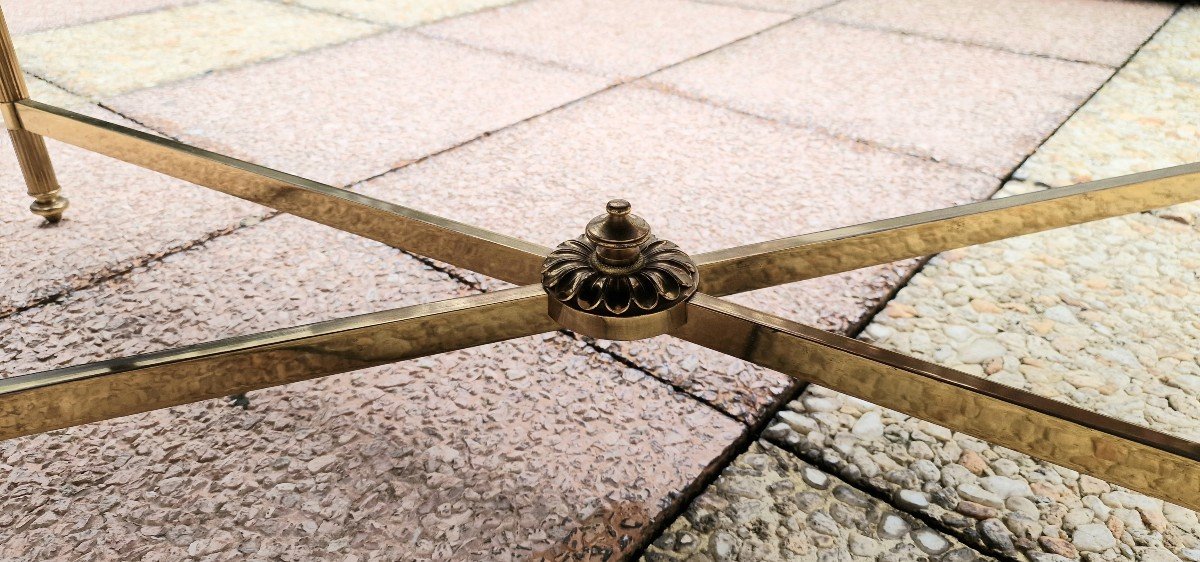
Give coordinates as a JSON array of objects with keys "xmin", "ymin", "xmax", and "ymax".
[
  {"xmin": 0, "ymin": 286, "xmax": 555, "ymax": 441},
  {"xmin": 543, "ymin": 199, "xmax": 697, "ymax": 340},
  {"xmin": 2, "ymin": 0, "xmax": 1199, "ymax": 519},
  {"xmin": 0, "ymin": 7, "xmax": 67, "ymax": 222},
  {"xmin": 673, "ymin": 295, "xmax": 1200, "ymax": 511},
  {"xmin": 695, "ymin": 162, "xmax": 1200, "ymax": 296},
  {"xmin": 12, "ymin": 100, "xmax": 548, "ymax": 284}
]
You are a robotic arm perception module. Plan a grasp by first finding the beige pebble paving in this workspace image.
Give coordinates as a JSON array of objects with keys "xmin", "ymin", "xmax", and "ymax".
[
  {"xmin": 763, "ymin": 7, "xmax": 1200, "ymax": 560},
  {"xmin": 642, "ymin": 440, "xmax": 993, "ymax": 561},
  {"xmin": 14, "ymin": 0, "xmax": 381, "ymax": 97},
  {"xmin": 1013, "ymin": 6, "xmax": 1200, "ymax": 225},
  {"xmin": 766, "ymin": 382, "xmax": 1200, "ymax": 561}
]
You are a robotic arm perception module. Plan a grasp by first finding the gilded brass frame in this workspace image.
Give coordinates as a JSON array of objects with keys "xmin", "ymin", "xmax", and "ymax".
[{"xmin": 2, "ymin": 6, "xmax": 1199, "ymax": 517}]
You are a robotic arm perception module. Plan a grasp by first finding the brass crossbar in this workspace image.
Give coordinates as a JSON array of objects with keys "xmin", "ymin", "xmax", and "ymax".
[
  {"xmin": 8, "ymin": 100, "xmax": 549, "ymax": 285},
  {"xmin": 675, "ymin": 296, "xmax": 1200, "ymax": 509},
  {"xmin": 2, "ymin": 2, "xmax": 1199, "ymax": 530},
  {"xmin": 0, "ymin": 286, "xmax": 553, "ymax": 441},
  {"xmin": 695, "ymin": 162, "xmax": 1200, "ymax": 296}
]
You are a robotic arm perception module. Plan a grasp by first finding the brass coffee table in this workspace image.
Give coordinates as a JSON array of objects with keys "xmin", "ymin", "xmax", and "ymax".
[{"xmin": 0, "ymin": 7, "xmax": 1197, "ymax": 516}]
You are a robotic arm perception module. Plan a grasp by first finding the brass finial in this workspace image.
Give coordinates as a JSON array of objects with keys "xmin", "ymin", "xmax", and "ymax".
[
  {"xmin": 585, "ymin": 199, "xmax": 650, "ymax": 271},
  {"xmin": 542, "ymin": 199, "xmax": 698, "ymax": 340}
]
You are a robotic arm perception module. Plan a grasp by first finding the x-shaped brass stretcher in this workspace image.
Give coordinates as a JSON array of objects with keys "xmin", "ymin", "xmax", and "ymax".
[{"xmin": 0, "ymin": 8, "xmax": 1197, "ymax": 515}]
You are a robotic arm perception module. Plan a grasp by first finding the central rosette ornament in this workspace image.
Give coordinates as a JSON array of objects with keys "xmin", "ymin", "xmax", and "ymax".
[{"xmin": 542, "ymin": 199, "xmax": 698, "ymax": 340}]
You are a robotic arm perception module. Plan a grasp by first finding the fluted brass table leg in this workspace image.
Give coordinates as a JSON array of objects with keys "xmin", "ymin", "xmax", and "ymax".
[{"xmin": 0, "ymin": 7, "xmax": 67, "ymax": 223}]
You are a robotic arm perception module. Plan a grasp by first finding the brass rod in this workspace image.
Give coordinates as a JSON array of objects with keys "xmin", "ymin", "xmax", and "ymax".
[
  {"xmin": 674, "ymin": 294, "xmax": 1200, "ymax": 511},
  {"xmin": 694, "ymin": 163, "xmax": 1200, "ymax": 296},
  {"xmin": 0, "ymin": 285, "xmax": 555, "ymax": 441},
  {"xmin": 12, "ymin": 100, "xmax": 550, "ymax": 284},
  {"xmin": 0, "ymin": 8, "xmax": 67, "ymax": 221}
]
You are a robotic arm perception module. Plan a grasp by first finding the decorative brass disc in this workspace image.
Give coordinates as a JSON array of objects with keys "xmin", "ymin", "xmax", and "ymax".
[{"xmin": 542, "ymin": 199, "xmax": 698, "ymax": 340}]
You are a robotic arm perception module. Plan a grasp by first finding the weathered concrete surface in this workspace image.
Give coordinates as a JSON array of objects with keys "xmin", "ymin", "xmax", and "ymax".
[
  {"xmin": 15, "ymin": 0, "xmax": 381, "ymax": 97},
  {"xmin": 0, "ymin": 215, "xmax": 743, "ymax": 560},
  {"xmin": 642, "ymin": 441, "xmax": 994, "ymax": 561},
  {"xmin": 419, "ymin": 0, "xmax": 790, "ymax": 77},
  {"xmin": 820, "ymin": 0, "xmax": 1174, "ymax": 66},
  {"xmin": 763, "ymin": 7, "xmax": 1200, "ymax": 561},
  {"xmin": 103, "ymin": 29, "xmax": 608, "ymax": 187},
  {"xmin": 1, "ymin": 0, "xmax": 1190, "ymax": 559},
  {"xmin": 353, "ymin": 84, "xmax": 997, "ymax": 422},
  {"xmin": 650, "ymin": 18, "xmax": 1113, "ymax": 176}
]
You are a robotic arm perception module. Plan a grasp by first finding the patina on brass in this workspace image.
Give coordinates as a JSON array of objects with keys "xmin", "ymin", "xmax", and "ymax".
[
  {"xmin": 542, "ymin": 199, "xmax": 697, "ymax": 340},
  {"xmin": 2, "ymin": 0, "xmax": 1200, "ymax": 519},
  {"xmin": 0, "ymin": 7, "xmax": 67, "ymax": 222}
]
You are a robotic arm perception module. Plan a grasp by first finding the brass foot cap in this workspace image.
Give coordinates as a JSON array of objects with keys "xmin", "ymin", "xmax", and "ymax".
[{"xmin": 30, "ymin": 195, "xmax": 69, "ymax": 223}]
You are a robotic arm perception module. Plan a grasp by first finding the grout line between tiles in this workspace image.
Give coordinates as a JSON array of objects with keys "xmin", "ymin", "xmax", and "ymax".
[
  {"xmin": 647, "ymin": 6, "xmax": 1188, "ymax": 561},
  {"xmin": 623, "ymin": 375, "xmax": 808, "ymax": 559},
  {"xmin": 264, "ymin": 0, "xmax": 542, "ymax": 29},
  {"xmin": 684, "ymin": 0, "xmax": 800, "ymax": 15},
  {"xmin": 393, "ymin": 254, "xmax": 746, "ymax": 425},
  {"xmin": 635, "ymin": 80, "xmax": 998, "ymax": 178},
  {"xmin": 8, "ymin": 0, "xmax": 211, "ymax": 37},
  {"xmin": 810, "ymin": 15, "xmax": 1119, "ymax": 69},
  {"xmin": 10, "ymin": 5, "xmax": 819, "ymax": 426},
  {"xmin": 763, "ymin": 429, "xmax": 1014, "ymax": 560},
  {"xmin": 977, "ymin": 2, "xmax": 1182, "ymax": 195}
]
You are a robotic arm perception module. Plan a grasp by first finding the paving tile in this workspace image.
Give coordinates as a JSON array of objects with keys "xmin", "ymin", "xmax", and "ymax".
[
  {"xmin": 1, "ymin": 0, "xmax": 193, "ymax": 35},
  {"xmin": 819, "ymin": 0, "xmax": 1174, "ymax": 67},
  {"xmin": 353, "ymin": 85, "xmax": 999, "ymax": 422},
  {"xmin": 24, "ymin": 76, "xmax": 91, "ymax": 112},
  {"xmin": 642, "ymin": 440, "xmax": 993, "ymax": 561},
  {"xmin": 1012, "ymin": 6, "xmax": 1200, "ymax": 225},
  {"xmin": 758, "ymin": 191, "xmax": 1200, "ymax": 559},
  {"xmin": 700, "ymin": 0, "xmax": 840, "ymax": 14},
  {"xmin": 104, "ymin": 30, "xmax": 607, "ymax": 187},
  {"xmin": 0, "ymin": 97, "xmax": 265, "ymax": 317},
  {"xmin": 750, "ymin": 8, "xmax": 1200, "ymax": 560},
  {"xmin": 282, "ymin": 0, "xmax": 519, "ymax": 27},
  {"xmin": 874, "ymin": 211, "xmax": 1200, "ymax": 441},
  {"xmin": 0, "ymin": 214, "xmax": 743, "ymax": 560},
  {"xmin": 13, "ymin": 0, "xmax": 381, "ymax": 97},
  {"xmin": 419, "ymin": 0, "xmax": 790, "ymax": 78},
  {"xmin": 769, "ymin": 369, "xmax": 1200, "ymax": 560},
  {"xmin": 650, "ymin": 19, "xmax": 1113, "ymax": 176}
]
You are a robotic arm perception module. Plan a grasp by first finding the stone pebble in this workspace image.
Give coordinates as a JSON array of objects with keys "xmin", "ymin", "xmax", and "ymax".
[{"xmin": 643, "ymin": 440, "xmax": 991, "ymax": 562}]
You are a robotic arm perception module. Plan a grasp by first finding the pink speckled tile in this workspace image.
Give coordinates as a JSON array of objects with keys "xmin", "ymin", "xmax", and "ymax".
[
  {"xmin": 353, "ymin": 85, "xmax": 999, "ymax": 421},
  {"xmin": 819, "ymin": 0, "xmax": 1174, "ymax": 67},
  {"xmin": 104, "ymin": 30, "xmax": 608, "ymax": 187},
  {"xmin": 1, "ymin": 0, "xmax": 193, "ymax": 35},
  {"xmin": 419, "ymin": 0, "xmax": 790, "ymax": 78},
  {"xmin": 705, "ymin": 0, "xmax": 839, "ymax": 13},
  {"xmin": 0, "ymin": 214, "xmax": 742, "ymax": 559},
  {"xmin": 0, "ymin": 105, "xmax": 266, "ymax": 318},
  {"xmin": 650, "ymin": 19, "xmax": 1113, "ymax": 176}
]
